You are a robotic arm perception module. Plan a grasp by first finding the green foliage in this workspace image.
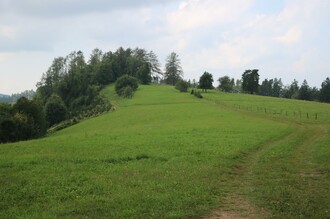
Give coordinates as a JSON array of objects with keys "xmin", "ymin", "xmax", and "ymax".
[
  {"xmin": 136, "ymin": 63, "xmax": 151, "ymax": 85},
  {"xmin": 12, "ymin": 97, "xmax": 46, "ymax": 140},
  {"xmin": 242, "ymin": 69, "xmax": 259, "ymax": 94},
  {"xmin": 115, "ymin": 75, "xmax": 139, "ymax": 97},
  {"xmin": 199, "ymin": 72, "xmax": 214, "ymax": 92},
  {"xmin": 35, "ymin": 47, "xmax": 161, "ymax": 123},
  {"xmin": 45, "ymin": 95, "xmax": 67, "ymax": 127},
  {"xmin": 121, "ymin": 86, "xmax": 134, "ymax": 98},
  {"xmin": 258, "ymin": 78, "xmax": 283, "ymax": 97},
  {"xmin": 0, "ymin": 97, "xmax": 46, "ymax": 143},
  {"xmin": 320, "ymin": 77, "xmax": 330, "ymax": 103},
  {"xmin": 194, "ymin": 90, "xmax": 203, "ymax": 98},
  {"xmin": 218, "ymin": 76, "xmax": 234, "ymax": 92},
  {"xmin": 164, "ymin": 52, "xmax": 183, "ymax": 85},
  {"xmin": 175, "ymin": 80, "xmax": 190, "ymax": 92},
  {"xmin": 0, "ymin": 117, "xmax": 16, "ymax": 143},
  {"xmin": 47, "ymin": 118, "xmax": 79, "ymax": 134},
  {"xmin": 297, "ymin": 79, "xmax": 312, "ymax": 101},
  {"xmin": 0, "ymin": 103, "xmax": 16, "ymax": 142},
  {"xmin": 282, "ymin": 79, "xmax": 299, "ymax": 99}
]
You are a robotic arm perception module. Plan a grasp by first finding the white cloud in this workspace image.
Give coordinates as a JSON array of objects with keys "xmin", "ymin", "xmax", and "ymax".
[
  {"xmin": 0, "ymin": 25, "xmax": 16, "ymax": 39},
  {"xmin": 276, "ymin": 26, "xmax": 301, "ymax": 44},
  {"xmin": 0, "ymin": 0, "xmax": 175, "ymax": 18},
  {"xmin": 167, "ymin": 0, "xmax": 252, "ymax": 33},
  {"xmin": 0, "ymin": 53, "xmax": 11, "ymax": 63}
]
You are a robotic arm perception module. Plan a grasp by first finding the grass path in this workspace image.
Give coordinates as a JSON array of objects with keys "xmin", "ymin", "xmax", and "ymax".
[{"xmin": 202, "ymin": 94, "xmax": 330, "ymax": 218}]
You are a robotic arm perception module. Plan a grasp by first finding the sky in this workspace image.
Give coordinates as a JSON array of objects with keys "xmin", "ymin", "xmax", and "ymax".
[{"xmin": 0, "ymin": 0, "xmax": 330, "ymax": 94}]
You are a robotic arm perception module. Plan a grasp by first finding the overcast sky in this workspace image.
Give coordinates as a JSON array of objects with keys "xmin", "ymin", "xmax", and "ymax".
[{"xmin": 0, "ymin": 0, "xmax": 329, "ymax": 94}]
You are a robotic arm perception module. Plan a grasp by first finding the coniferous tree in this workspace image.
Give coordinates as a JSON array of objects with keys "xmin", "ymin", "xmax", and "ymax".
[
  {"xmin": 298, "ymin": 80, "xmax": 312, "ymax": 101},
  {"xmin": 164, "ymin": 52, "xmax": 183, "ymax": 85},
  {"xmin": 320, "ymin": 77, "xmax": 330, "ymax": 103}
]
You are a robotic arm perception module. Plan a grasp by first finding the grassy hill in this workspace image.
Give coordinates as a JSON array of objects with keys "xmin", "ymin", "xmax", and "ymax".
[{"xmin": 0, "ymin": 85, "xmax": 329, "ymax": 218}]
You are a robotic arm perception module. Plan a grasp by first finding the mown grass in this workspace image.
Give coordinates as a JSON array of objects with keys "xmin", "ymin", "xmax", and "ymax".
[
  {"xmin": 0, "ymin": 85, "xmax": 329, "ymax": 218},
  {"xmin": 202, "ymin": 89, "xmax": 330, "ymax": 219},
  {"xmin": 202, "ymin": 90, "xmax": 330, "ymax": 124}
]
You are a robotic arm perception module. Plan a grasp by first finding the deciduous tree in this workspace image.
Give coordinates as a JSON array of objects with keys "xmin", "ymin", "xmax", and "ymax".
[
  {"xmin": 218, "ymin": 76, "xmax": 234, "ymax": 92},
  {"xmin": 199, "ymin": 72, "xmax": 214, "ymax": 92},
  {"xmin": 242, "ymin": 69, "xmax": 259, "ymax": 94}
]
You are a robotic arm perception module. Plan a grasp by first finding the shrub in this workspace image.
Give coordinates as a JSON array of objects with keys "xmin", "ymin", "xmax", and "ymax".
[
  {"xmin": 120, "ymin": 86, "xmax": 134, "ymax": 98},
  {"xmin": 12, "ymin": 97, "xmax": 46, "ymax": 139},
  {"xmin": 194, "ymin": 90, "xmax": 203, "ymax": 98},
  {"xmin": 115, "ymin": 75, "xmax": 139, "ymax": 96},
  {"xmin": 45, "ymin": 95, "xmax": 67, "ymax": 127},
  {"xmin": 175, "ymin": 80, "xmax": 190, "ymax": 92},
  {"xmin": 47, "ymin": 118, "xmax": 79, "ymax": 134}
]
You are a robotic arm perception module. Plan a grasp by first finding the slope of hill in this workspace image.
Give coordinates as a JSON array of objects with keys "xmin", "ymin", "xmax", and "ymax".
[{"xmin": 0, "ymin": 85, "xmax": 329, "ymax": 218}]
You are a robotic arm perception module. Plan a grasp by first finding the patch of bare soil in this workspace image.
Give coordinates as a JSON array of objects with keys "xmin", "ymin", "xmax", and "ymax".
[
  {"xmin": 299, "ymin": 172, "xmax": 324, "ymax": 177},
  {"xmin": 203, "ymin": 195, "xmax": 270, "ymax": 219}
]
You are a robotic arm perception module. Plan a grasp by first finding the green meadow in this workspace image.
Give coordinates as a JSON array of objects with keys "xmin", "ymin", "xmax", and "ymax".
[{"xmin": 0, "ymin": 85, "xmax": 329, "ymax": 218}]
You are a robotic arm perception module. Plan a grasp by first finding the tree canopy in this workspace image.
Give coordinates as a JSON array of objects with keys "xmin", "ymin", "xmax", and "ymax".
[
  {"xmin": 35, "ymin": 47, "xmax": 162, "ymax": 119},
  {"xmin": 175, "ymin": 80, "xmax": 190, "ymax": 92},
  {"xmin": 242, "ymin": 69, "xmax": 259, "ymax": 94},
  {"xmin": 115, "ymin": 75, "xmax": 139, "ymax": 98},
  {"xmin": 258, "ymin": 78, "xmax": 283, "ymax": 97},
  {"xmin": 199, "ymin": 72, "xmax": 214, "ymax": 92},
  {"xmin": 0, "ymin": 97, "xmax": 46, "ymax": 143},
  {"xmin": 218, "ymin": 76, "xmax": 234, "ymax": 92}
]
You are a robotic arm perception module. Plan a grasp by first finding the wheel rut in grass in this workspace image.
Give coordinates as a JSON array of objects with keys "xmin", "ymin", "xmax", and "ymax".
[
  {"xmin": 203, "ymin": 128, "xmax": 299, "ymax": 219},
  {"xmin": 202, "ymin": 98, "xmax": 328, "ymax": 219}
]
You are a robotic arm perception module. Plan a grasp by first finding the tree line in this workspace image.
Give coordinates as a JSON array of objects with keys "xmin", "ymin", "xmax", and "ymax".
[
  {"xmin": 173, "ymin": 68, "xmax": 329, "ymax": 103},
  {"xmin": 216, "ymin": 69, "xmax": 330, "ymax": 103}
]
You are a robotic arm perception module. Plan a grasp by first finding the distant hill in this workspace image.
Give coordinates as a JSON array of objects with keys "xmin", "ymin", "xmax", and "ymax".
[
  {"xmin": 0, "ymin": 93, "xmax": 12, "ymax": 103},
  {"xmin": 0, "ymin": 90, "xmax": 35, "ymax": 103}
]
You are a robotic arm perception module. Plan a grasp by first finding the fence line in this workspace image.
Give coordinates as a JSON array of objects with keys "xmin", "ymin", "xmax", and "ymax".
[{"xmin": 231, "ymin": 104, "xmax": 325, "ymax": 121}]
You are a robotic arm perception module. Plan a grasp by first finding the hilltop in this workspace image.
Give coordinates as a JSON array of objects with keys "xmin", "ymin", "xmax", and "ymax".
[{"xmin": 0, "ymin": 85, "xmax": 329, "ymax": 218}]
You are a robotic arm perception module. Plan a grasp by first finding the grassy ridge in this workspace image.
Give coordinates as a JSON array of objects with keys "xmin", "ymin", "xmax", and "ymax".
[{"xmin": 0, "ymin": 85, "xmax": 329, "ymax": 218}]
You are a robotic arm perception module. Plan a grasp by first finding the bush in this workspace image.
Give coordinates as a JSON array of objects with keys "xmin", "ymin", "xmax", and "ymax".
[
  {"xmin": 47, "ymin": 118, "xmax": 79, "ymax": 134},
  {"xmin": 175, "ymin": 80, "xmax": 190, "ymax": 92},
  {"xmin": 45, "ymin": 95, "xmax": 67, "ymax": 127},
  {"xmin": 115, "ymin": 75, "xmax": 139, "ymax": 96},
  {"xmin": 120, "ymin": 86, "xmax": 134, "ymax": 98},
  {"xmin": 194, "ymin": 90, "xmax": 203, "ymax": 98},
  {"xmin": 12, "ymin": 97, "xmax": 46, "ymax": 139}
]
